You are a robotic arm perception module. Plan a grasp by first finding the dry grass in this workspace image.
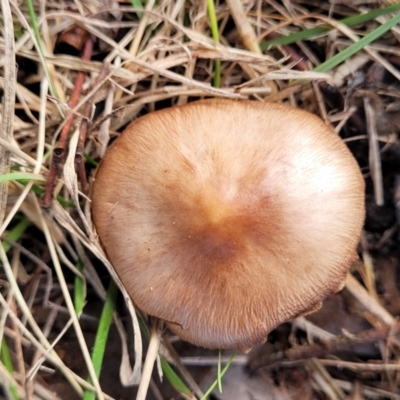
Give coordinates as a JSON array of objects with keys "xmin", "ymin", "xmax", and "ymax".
[{"xmin": 1, "ymin": 0, "xmax": 400, "ymax": 399}]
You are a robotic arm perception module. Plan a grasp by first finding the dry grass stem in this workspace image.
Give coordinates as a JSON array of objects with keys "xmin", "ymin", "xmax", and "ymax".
[
  {"xmin": 0, "ymin": 0, "xmax": 16, "ymax": 224},
  {"xmin": 1, "ymin": 1, "xmax": 400, "ymax": 398},
  {"xmin": 364, "ymin": 95, "xmax": 384, "ymax": 205},
  {"xmin": 135, "ymin": 319, "xmax": 162, "ymax": 400},
  {"xmin": 345, "ymin": 274, "xmax": 395, "ymax": 326}
]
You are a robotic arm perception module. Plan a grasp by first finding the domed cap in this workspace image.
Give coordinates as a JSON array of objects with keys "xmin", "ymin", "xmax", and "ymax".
[{"xmin": 91, "ymin": 99, "xmax": 365, "ymax": 351}]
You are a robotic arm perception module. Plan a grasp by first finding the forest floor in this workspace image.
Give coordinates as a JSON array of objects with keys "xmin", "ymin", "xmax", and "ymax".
[{"xmin": 1, "ymin": 0, "xmax": 400, "ymax": 399}]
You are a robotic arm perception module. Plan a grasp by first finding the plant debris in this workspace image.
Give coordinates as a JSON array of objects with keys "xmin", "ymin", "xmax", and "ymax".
[{"xmin": 1, "ymin": 0, "xmax": 400, "ymax": 399}]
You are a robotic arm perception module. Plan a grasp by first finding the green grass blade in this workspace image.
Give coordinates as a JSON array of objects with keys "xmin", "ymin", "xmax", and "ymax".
[
  {"xmin": 10, "ymin": 175, "xmax": 75, "ymax": 207},
  {"xmin": 131, "ymin": 0, "xmax": 144, "ymax": 19},
  {"xmin": 207, "ymin": 0, "xmax": 221, "ymax": 87},
  {"xmin": 160, "ymin": 357, "xmax": 193, "ymax": 396},
  {"xmin": 1, "ymin": 219, "xmax": 30, "ymax": 253},
  {"xmin": 74, "ymin": 259, "xmax": 85, "ymax": 317},
  {"xmin": 29, "ymin": 185, "xmax": 75, "ymax": 208},
  {"xmin": 260, "ymin": 3, "xmax": 400, "ymax": 50},
  {"xmin": 0, "ymin": 172, "xmax": 45, "ymax": 184},
  {"xmin": 84, "ymin": 153, "xmax": 99, "ymax": 167},
  {"xmin": 217, "ymin": 349, "xmax": 222, "ymax": 393},
  {"xmin": 83, "ymin": 280, "xmax": 119, "ymax": 400},
  {"xmin": 200, "ymin": 352, "xmax": 236, "ymax": 400},
  {"xmin": 137, "ymin": 316, "xmax": 193, "ymax": 396},
  {"xmin": 1, "ymin": 169, "xmax": 73, "ymax": 207},
  {"xmin": 0, "ymin": 339, "xmax": 19, "ymax": 400},
  {"xmin": 25, "ymin": 0, "xmax": 58, "ymax": 98},
  {"xmin": 315, "ymin": 11, "xmax": 400, "ymax": 73}
]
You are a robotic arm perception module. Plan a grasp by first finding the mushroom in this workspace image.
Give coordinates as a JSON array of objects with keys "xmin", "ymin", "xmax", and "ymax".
[{"xmin": 91, "ymin": 99, "xmax": 365, "ymax": 352}]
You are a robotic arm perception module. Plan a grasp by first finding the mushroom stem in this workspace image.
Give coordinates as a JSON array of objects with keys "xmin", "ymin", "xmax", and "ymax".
[{"xmin": 136, "ymin": 318, "xmax": 162, "ymax": 400}]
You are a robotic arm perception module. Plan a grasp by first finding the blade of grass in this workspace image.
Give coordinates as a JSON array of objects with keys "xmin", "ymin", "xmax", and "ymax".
[
  {"xmin": 207, "ymin": 0, "xmax": 221, "ymax": 88},
  {"xmin": 84, "ymin": 153, "xmax": 99, "ymax": 168},
  {"xmin": 9, "ymin": 174, "xmax": 75, "ymax": 207},
  {"xmin": 314, "ymin": 11, "xmax": 400, "ymax": 73},
  {"xmin": 74, "ymin": 259, "xmax": 85, "ymax": 317},
  {"xmin": 25, "ymin": 0, "xmax": 58, "ymax": 99},
  {"xmin": 217, "ymin": 349, "xmax": 222, "ymax": 393},
  {"xmin": 1, "ymin": 218, "xmax": 30, "ymax": 253},
  {"xmin": 137, "ymin": 316, "xmax": 193, "ymax": 396},
  {"xmin": 160, "ymin": 357, "xmax": 193, "ymax": 396},
  {"xmin": 130, "ymin": 0, "xmax": 144, "ymax": 19},
  {"xmin": 83, "ymin": 279, "xmax": 119, "ymax": 400},
  {"xmin": 260, "ymin": 3, "xmax": 400, "ymax": 50},
  {"xmin": 5, "ymin": 179, "xmax": 75, "ymax": 207},
  {"xmin": 200, "ymin": 352, "xmax": 236, "ymax": 400},
  {"xmin": 0, "ymin": 339, "xmax": 19, "ymax": 400},
  {"xmin": 2, "ymin": 166, "xmax": 73, "ymax": 207},
  {"xmin": 29, "ymin": 184, "xmax": 75, "ymax": 208},
  {"xmin": 0, "ymin": 172, "xmax": 45, "ymax": 184}
]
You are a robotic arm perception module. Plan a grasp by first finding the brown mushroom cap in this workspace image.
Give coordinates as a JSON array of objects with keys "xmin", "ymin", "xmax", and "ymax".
[{"xmin": 91, "ymin": 99, "xmax": 365, "ymax": 351}]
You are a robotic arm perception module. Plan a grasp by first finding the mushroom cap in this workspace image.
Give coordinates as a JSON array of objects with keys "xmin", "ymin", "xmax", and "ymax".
[{"xmin": 91, "ymin": 99, "xmax": 365, "ymax": 351}]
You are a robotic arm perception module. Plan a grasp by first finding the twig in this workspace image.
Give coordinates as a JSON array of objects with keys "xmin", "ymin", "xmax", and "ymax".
[
  {"xmin": 249, "ymin": 321, "xmax": 400, "ymax": 370},
  {"xmin": 75, "ymin": 63, "xmax": 111, "ymax": 194},
  {"xmin": 41, "ymin": 35, "xmax": 94, "ymax": 208},
  {"xmin": 308, "ymin": 358, "xmax": 346, "ymax": 400}
]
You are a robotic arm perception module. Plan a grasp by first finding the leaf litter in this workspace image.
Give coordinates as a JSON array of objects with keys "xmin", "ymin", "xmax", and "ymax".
[{"xmin": 1, "ymin": 0, "xmax": 400, "ymax": 399}]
